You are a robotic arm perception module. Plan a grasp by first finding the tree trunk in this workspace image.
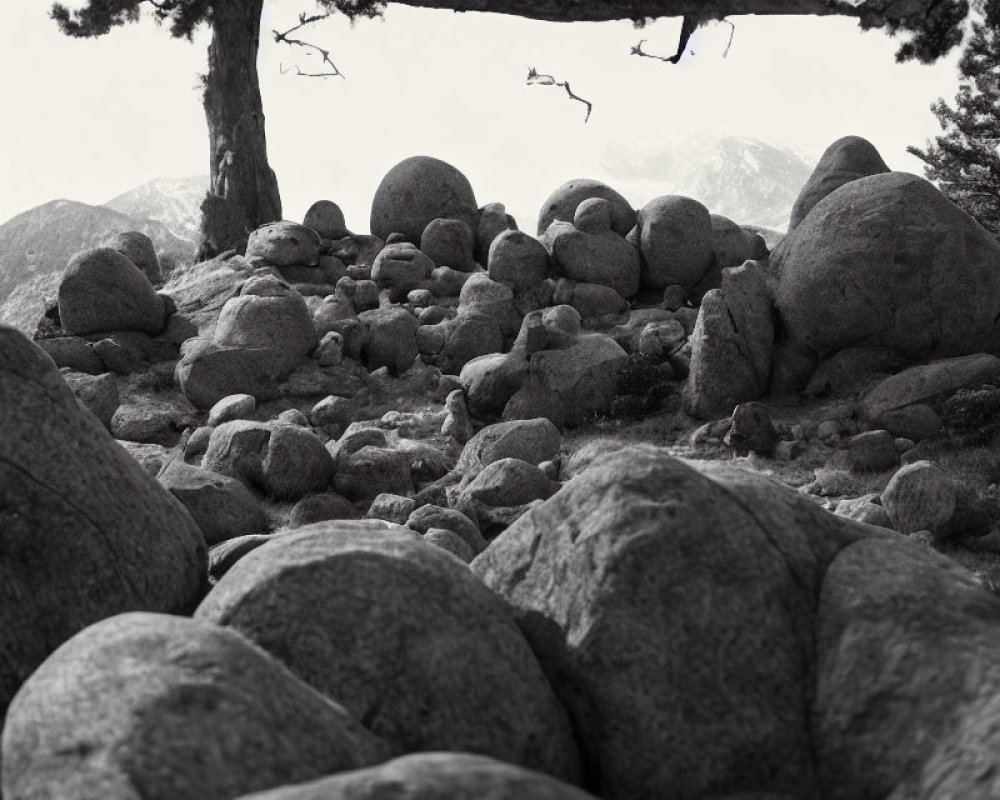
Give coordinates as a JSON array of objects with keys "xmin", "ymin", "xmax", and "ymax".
[{"xmin": 198, "ymin": 0, "xmax": 281, "ymax": 260}]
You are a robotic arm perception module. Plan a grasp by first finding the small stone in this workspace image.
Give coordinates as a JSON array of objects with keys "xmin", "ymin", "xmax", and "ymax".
[
  {"xmin": 277, "ymin": 409, "xmax": 309, "ymax": 427},
  {"xmin": 367, "ymin": 493, "xmax": 418, "ymax": 525},
  {"xmin": 315, "ymin": 331, "xmax": 344, "ymax": 366},
  {"xmin": 208, "ymin": 394, "xmax": 256, "ymax": 427},
  {"xmin": 882, "ymin": 460, "xmax": 958, "ymax": 539},
  {"xmin": 895, "ymin": 437, "xmax": 916, "ymax": 454},
  {"xmin": 423, "ymin": 528, "xmax": 476, "ymax": 563},
  {"xmin": 303, "ymin": 200, "xmax": 348, "ymax": 240},
  {"xmin": 845, "ymin": 430, "xmax": 897, "ymax": 473},
  {"xmin": 726, "ymin": 401, "xmax": 777, "ymax": 457},
  {"xmin": 662, "ymin": 285, "xmax": 687, "ymax": 312}
]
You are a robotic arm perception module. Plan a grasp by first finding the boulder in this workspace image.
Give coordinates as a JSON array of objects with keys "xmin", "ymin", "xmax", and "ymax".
[
  {"xmin": 232, "ymin": 753, "xmax": 597, "ymax": 800},
  {"xmin": 537, "ymin": 178, "xmax": 634, "ymax": 237},
  {"xmin": 371, "ymin": 242, "xmax": 434, "ymax": 302},
  {"xmin": 202, "ymin": 420, "xmax": 335, "ymax": 501},
  {"xmin": 418, "ymin": 312, "xmax": 504, "ymax": 375},
  {"xmin": 421, "ymin": 217, "xmax": 476, "ymax": 271},
  {"xmin": 461, "ymin": 351, "xmax": 530, "ymax": 420},
  {"xmin": 370, "ymin": 156, "xmax": 478, "ymax": 243},
  {"xmin": 457, "ymin": 417, "xmax": 562, "ymax": 482},
  {"xmin": 334, "ymin": 445, "xmax": 413, "ymax": 505},
  {"xmin": 475, "ymin": 201, "xmax": 518, "ymax": 265},
  {"xmin": 859, "ymin": 353, "xmax": 1000, "ymax": 421},
  {"xmin": 357, "ymin": 306, "xmax": 420, "ymax": 375},
  {"xmin": 246, "ymin": 221, "xmax": 321, "ymax": 267},
  {"xmin": 58, "ymin": 248, "xmax": 165, "ymax": 336},
  {"xmin": 208, "ymin": 393, "xmax": 257, "ymax": 427},
  {"xmin": 159, "ymin": 459, "xmax": 267, "ymax": 545},
  {"xmin": 177, "ymin": 277, "xmax": 317, "ymax": 409},
  {"xmin": 196, "ymin": 525, "xmax": 582, "ymax": 782},
  {"xmin": 105, "ymin": 230, "xmax": 160, "ymax": 284},
  {"xmin": 813, "ymin": 537, "xmax": 1000, "ymax": 800},
  {"xmin": 406, "ymin": 504, "xmax": 486, "ymax": 553},
  {"xmin": 881, "ymin": 459, "xmax": 959, "ymax": 538},
  {"xmin": 472, "ymin": 447, "xmax": 879, "ymax": 800},
  {"xmin": 845, "ymin": 430, "xmax": 897, "ymax": 473},
  {"xmin": 770, "ymin": 174, "xmax": 1000, "ymax": 390},
  {"xmin": 636, "ymin": 196, "xmax": 714, "ymax": 291},
  {"xmin": 62, "ymin": 369, "xmax": 119, "ymax": 429},
  {"xmin": 789, "ymin": 135, "xmax": 890, "ymax": 230},
  {"xmin": 552, "ymin": 279, "xmax": 627, "ymax": 320},
  {"xmin": 459, "ymin": 273, "xmax": 522, "ymax": 338},
  {"xmin": 303, "ymin": 200, "xmax": 348, "ymax": 240},
  {"xmin": 504, "ymin": 333, "xmax": 627, "ymax": 427},
  {"xmin": 36, "ymin": 336, "xmax": 105, "ymax": 374},
  {"xmin": 1, "ymin": 612, "xmax": 387, "ymax": 800},
  {"xmin": 214, "ymin": 276, "xmax": 317, "ymax": 361},
  {"xmin": 488, "ymin": 229, "xmax": 550, "ymax": 292},
  {"xmin": 460, "ymin": 457, "xmax": 554, "ymax": 507},
  {"xmin": 289, "ymin": 492, "xmax": 356, "ymax": 528},
  {"xmin": 0, "ymin": 326, "xmax": 206, "ymax": 719},
  {"xmin": 684, "ymin": 262, "xmax": 774, "ymax": 419},
  {"xmin": 543, "ymin": 219, "xmax": 640, "ymax": 299}
]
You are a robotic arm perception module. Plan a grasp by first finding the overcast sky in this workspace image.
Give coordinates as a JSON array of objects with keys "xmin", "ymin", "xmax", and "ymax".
[{"xmin": 0, "ymin": 2, "xmax": 963, "ymax": 233}]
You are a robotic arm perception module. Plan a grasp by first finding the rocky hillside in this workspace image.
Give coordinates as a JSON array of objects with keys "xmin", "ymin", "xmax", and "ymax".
[
  {"xmin": 8, "ymin": 139, "xmax": 1000, "ymax": 800},
  {"xmin": 602, "ymin": 134, "xmax": 814, "ymax": 231},
  {"xmin": 0, "ymin": 198, "xmax": 197, "ymax": 333},
  {"xmin": 104, "ymin": 175, "xmax": 206, "ymax": 243}
]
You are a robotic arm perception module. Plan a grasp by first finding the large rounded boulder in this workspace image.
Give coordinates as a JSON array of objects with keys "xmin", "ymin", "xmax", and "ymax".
[
  {"xmin": 1, "ymin": 612, "xmax": 387, "ymax": 800},
  {"xmin": 769, "ymin": 172, "xmax": 1000, "ymax": 390},
  {"xmin": 0, "ymin": 326, "xmax": 207, "ymax": 719},
  {"xmin": 58, "ymin": 247, "xmax": 165, "ymax": 335},
  {"xmin": 370, "ymin": 156, "xmax": 478, "ymax": 243},
  {"xmin": 195, "ymin": 523, "xmax": 582, "ymax": 783},
  {"xmin": 789, "ymin": 135, "xmax": 890, "ymax": 229},
  {"xmin": 472, "ymin": 446, "xmax": 879, "ymax": 799},
  {"xmin": 635, "ymin": 195, "xmax": 714, "ymax": 291}
]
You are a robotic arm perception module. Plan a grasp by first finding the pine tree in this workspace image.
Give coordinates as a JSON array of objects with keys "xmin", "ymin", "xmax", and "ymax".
[{"xmin": 909, "ymin": 17, "xmax": 1000, "ymax": 237}]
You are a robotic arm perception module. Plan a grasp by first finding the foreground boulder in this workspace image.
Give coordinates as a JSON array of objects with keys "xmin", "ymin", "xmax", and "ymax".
[
  {"xmin": 1, "ymin": 613, "xmax": 387, "ymax": 800},
  {"xmin": 814, "ymin": 538, "xmax": 1000, "ymax": 800},
  {"xmin": 235, "ymin": 753, "xmax": 597, "ymax": 800},
  {"xmin": 370, "ymin": 156, "xmax": 478, "ymax": 243},
  {"xmin": 197, "ymin": 524, "xmax": 581, "ymax": 783},
  {"xmin": 769, "ymin": 172, "xmax": 1000, "ymax": 391},
  {"xmin": 472, "ymin": 446, "xmax": 880, "ymax": 799},
  {"xmin": 0, "ymin": 326, "xmax": 206, "ymax": 719}
]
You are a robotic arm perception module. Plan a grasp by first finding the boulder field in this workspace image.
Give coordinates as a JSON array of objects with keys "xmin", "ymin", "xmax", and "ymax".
[{"xmin": 7, "ymin": 142, "xmax": 1000, "ymax": 799}]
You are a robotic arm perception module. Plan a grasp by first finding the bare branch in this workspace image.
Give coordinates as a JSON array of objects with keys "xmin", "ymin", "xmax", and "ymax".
[
  {"xmin": 720, "ymin": 18, "xmax": 735, "ymax": 57},
  {"xmin": 527, "ymin": 67, "xmax": 592, "ymax": 122},
  {"xmin": 630, "ymin": 38, "xmax": 674, "ymax": 62},
  {"xmin": 273, "ymin": 12, "xmax": 345, "ymax": 79}
]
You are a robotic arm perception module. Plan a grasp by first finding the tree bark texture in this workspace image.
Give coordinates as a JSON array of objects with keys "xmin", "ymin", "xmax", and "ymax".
[
  {"xmin": 199, "ymin": 0, "xmax": 282, "ymax": 260},
  {"xmin": 389, "ymin": 0, "xmax": 943, "ymax": 27}
]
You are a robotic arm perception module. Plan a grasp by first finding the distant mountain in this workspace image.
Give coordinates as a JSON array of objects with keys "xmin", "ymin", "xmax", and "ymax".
[
  {"xmin": 600, "ymin": 135, "xmax": 815, "ymax": 231},
  {"xmin": 0, "ymin": 198, "xmax": 197, "ymax": 334},
  {"xmin": 104, "ymin": 175, "xmax": 206, "ymax": 243}
]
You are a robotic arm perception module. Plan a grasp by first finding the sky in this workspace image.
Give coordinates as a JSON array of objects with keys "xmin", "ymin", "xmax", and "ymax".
[{"xmin": 0, "ymin": 2, "xmax": 965, "ymax": 234}]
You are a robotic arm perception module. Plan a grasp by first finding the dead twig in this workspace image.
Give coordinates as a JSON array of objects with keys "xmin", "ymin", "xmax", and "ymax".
[
  {"xmin": 631, "ymin": 17, "xmax": 736, "ymax": 63},
  {"xmin": 527, "ymin": 67, "xmax": 592, "ymax": 123},
  {"xmin": 273, "ymin": 12, "xmax": 345, "ymax": 79}
]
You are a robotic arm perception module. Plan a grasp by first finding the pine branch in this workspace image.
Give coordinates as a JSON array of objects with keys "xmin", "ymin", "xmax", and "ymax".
[{"xmin": 273, "ymin": 12, "xmax": 345, "ymax": 79}]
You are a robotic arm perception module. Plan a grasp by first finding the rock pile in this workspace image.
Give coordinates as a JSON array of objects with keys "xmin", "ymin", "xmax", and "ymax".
[{"xmin": 8, "ymin": 139, "xmax": 1000, "ymax": 800}]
